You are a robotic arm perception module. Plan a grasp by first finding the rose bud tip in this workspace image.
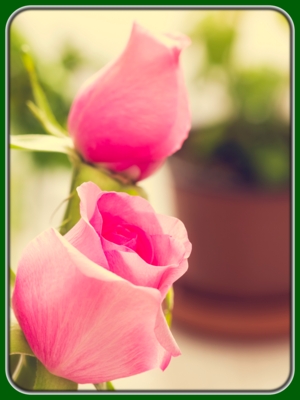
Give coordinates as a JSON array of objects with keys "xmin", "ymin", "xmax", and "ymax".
[{"xmin": 68, "ymin": 23, "xmax": 191, "ymax": 181}]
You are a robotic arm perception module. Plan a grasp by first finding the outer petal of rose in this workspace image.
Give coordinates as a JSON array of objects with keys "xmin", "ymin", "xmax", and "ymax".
[
  {"xmin": 163, "ymin": 65, "xmax": 191, "ymax": 155},
  {"xmin": 104, "ymin": 241, "xmax": 188, "ymax": 299},
  {"xmin": 155, "ymin": 307, "xmax": 181, "ymax": 357},
  {"xmin": 77, "ymin": 181, "xmax": 103, "ymax": 224},
  {"xmin": 156, "ymin": 213, "xmax": 192, "ymax": 257},
  {"xmin": 12, "ymin": 228, "xmax": 179, "ymax": 384},
  {"xmin": 68, "ymin": 23, "xmax": 190, "ymax": 165},
  {"xmin": 64, "ymin": 183, "xmax": 108, "ymax": 268},
  {"xmin": 64, "ymin": 219, "xmax": 109, "ymax": 270}
]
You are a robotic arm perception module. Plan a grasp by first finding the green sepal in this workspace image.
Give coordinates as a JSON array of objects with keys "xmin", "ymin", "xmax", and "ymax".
[
  {"xmin": 60, "ymin": 162, "xmax": 147, "ymax": 235},
  {"xmin": 10, "ymin": 324, "xmax": 34, "ymax": 356},
  {"xmin": 94, "ymin": 381, "xmax": 115, "ymax": 391},
  {"xmin": 22, "ymin": 47, "xmax": 67, "ymax": 137},
  {"xmin": 34, "ymin": 360, "xmax": 78, "ymax": 391},
  {"xmin": 10, "ymin": 134, "xmax": 74, "ymax": 155},
  {"xmin": 163, "ymin": 287, "xmax": 174, "ymax": 327},
  {"xmin": 165, "ymin": 286, "xmax": 174, "ymax": 311},
  {"xmin": 164, "ymin": 310, "xmax": 172, "ymax": 327}
]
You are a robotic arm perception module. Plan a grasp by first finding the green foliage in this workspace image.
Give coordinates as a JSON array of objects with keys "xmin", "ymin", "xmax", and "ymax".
[
  {"xmin": 94, "ymin": 382, "xmax": 115, "ymax": 391},
  {"xmin": 10, "ymin": 27, "xmax": 93, "ymax": 169},
  {"xmin": 233, "ymin": 68, "xmax": 285, "ymax": 123},
  {"xmin": 9, "ymin": 354, "xmax": 20, "ymax": 376},
  {"xmin": 34, "ymin": 361, "xmax": 77, "ymax": 391},
  {"xmin": 191, "ymin": 12, "xmax": 238, "ymax": 69},
  {"xmin": 10, "ymin": 29, "xmax": 41, "ymax": 135},
  {"xmin": 12, "ymin": 355, "xmax": 37, "ymax": 391},
  {"xmin": 10, "ymin": 324, "xmax": 34, "ymax": 356},
  {"xmin": 181, "ymin": 118, "xmax": 290, "ymax": 188},
  {"xmin": 252, "ymin": 145, "xmax": 290, "ymax": 187},
  {"xmin": 22, "ymin": 48, "xmax": 67, "ymax": 136},
  {"xmin": 10, "ymin": 134, "xmax": 74, "ymax": 154},
  {"xmin": 61, "ymin": 42, "xmax": 86, "ymax": 71},
  {"xmin": 163, "ymin": 287, "xmax": 174, "ymax": 327},
  {"xmin": 183, "ymin": 11, "xmax": 290, "ymax": 189}
]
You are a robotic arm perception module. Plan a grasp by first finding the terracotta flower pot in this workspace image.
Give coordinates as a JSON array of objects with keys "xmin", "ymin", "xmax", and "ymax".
[{"xmin": 169, "ymin": 156, "xmax": 291, "ymax": 339}]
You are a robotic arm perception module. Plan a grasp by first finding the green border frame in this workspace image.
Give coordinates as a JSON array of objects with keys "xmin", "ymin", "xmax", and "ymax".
[{"xmin": 3, "ymin": 2, "xmax": 296, "ymax": 398}]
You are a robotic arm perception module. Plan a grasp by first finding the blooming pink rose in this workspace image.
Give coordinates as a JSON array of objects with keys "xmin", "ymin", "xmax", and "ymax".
[
  {"xmin": 12, "ymin": 182, "xmax": 191, "ymax": 384},
  {"xmin": 68, "ymin": 23, "xmax": 191, "ymax": 181}
]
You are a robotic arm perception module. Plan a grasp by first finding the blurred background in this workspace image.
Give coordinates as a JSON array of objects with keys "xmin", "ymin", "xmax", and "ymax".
[{"xmin": 9, "ymin": 9, "xmax": 292, "ymax": 391}]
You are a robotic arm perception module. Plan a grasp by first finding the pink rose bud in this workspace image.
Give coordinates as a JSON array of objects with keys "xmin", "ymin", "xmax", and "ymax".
[
  {"xmin": 12, "ymin": 182, "xmax": 191, "ymax": 384},
  {"xmin": 68, "ymin": 23, "xmax": 191, "ymax": 181}
]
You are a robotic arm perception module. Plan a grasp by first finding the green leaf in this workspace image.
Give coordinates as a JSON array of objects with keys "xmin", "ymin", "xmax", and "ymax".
[
  {"xmin": 163, "ymin": 287, "xmax": 174, "ymax": 327},
  {"xmin": 10, "ymin": 324, "xmax": 34, "ymax": 356},
  {"xmin": 164, "ymin": 311, "xmax": 172, "ymax": 327},
  {"xmin": 106, "ymin": 381, "xmax": 115, "ymax": 391},
  {"xmin": 22, "ymin": 47, "xmax": 67, "ymax": 137},
  {"xmin": 165, "ymin": 287, "xmax": 174, "ymax": 311},
  {"xmin": 94, "ymin": 381, "xmax": 115, "ymax": 391},
  {"xmin": 10, "ymin": 327, "xmax": 76, "ymax": 391},
  {"xmin": 10, "ymin": 134, "xmax": 74, "ymax": 155},
  {"xmin": 27, "ymin": 101, "xmax": 68, "ymax": 138},
  {"xmin": 34, "ymin": 360, "xmax": 77, "ymax": 391},
  {"xmin": 12, "ymin": 355, "xmax": 37, "ymax": 390},
  {"xmin": 9, "ymin": 354, "xmax": 20, "ymax": 376}
]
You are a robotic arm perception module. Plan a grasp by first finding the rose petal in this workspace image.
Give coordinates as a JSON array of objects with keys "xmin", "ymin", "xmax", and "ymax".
[
  {"xmin": 104, "ymin": 244, "xmax": 188, "ymax": 298},
  {"xmin": 102, "ymin": 224, "xmax": 154, "ymax": 264},
  {"xmin": 12, "ymin": 228, "xmax": 179, "ymax": 384},
  {"xmin": 68, "ymin": 23, "xmax": 190, "ymax": 171},
  {"xmin": 156, "ymin": 213, "xmax": 192, "ymax": 257},
  {"xmin": 96, "ymin": 191, "xmax": 163, "ymax": 236},
  {"xmin": 64, "ymin": 219, "xmax": 109, "ymax": 270},
  {"xmin": 73, "ymin": 183, "xmax": 191, "ymax": 295},
  {"xmin": 64, "ymin": 183, "xmax": 108, "ymax": 268},
  {"xmin": 77, "ymin": 181, "xmax": 103, "ymax": 228},
  {"xmin": 155, "ymin": 307, "xmax": 181, "ymax": 358},
  {"xmin": 150, "ymin": 234, "xmax": 187, "ymax": 266}
]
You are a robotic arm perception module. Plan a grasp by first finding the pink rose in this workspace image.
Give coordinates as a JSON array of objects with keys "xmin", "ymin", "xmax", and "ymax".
[
  {"xmin": 68, "ymin": 23, "xmax": 191, "ymax": 181},
  {"xmin": 12, "ymin": 182, "xmax": 191, "ymax": 384}
]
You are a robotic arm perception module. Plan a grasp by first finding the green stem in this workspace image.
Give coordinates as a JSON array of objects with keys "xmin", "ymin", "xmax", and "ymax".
[{"xmin": 94, "ymin": 382, "xmax": 115, "ymax": 391}]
